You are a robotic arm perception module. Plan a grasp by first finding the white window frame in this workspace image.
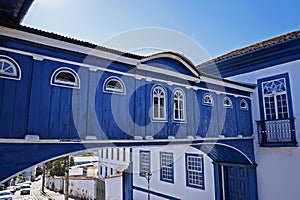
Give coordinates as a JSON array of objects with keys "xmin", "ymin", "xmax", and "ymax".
[
  {"xmin": 202, "ymin": 93, "xmax": 214, "ymax": 106},
  {"xmin": 50, "ymin": 67, "xmax": 80, "ymax": 89},
  {"xmin": 240, "ymin": 99, "xmax": 249, "ymax": 110},
  {"xmin": 160, "ymin": 152, "xmax": 174, "ymax": 183},
  {"xmin": 173, "ymin": 88, "xmax": 186, "ymax": 122},
  {"xmin": 152, "ymin": 85, "xmax": 167, "ymax": 121},
  {"xmin": 186, "ymin": 154, "xmax": 204, "ymax": 189},
  {"xmin": 223, "ymin": 96, "xmax": 233, "ymax": 108},
  {"xmin": 262, "ymin": 78, "xmax": 289, "ymax": 120},
  {"xmin": 0, "ymin": 55, "xmax": 21, "ymax": 80},
  {"xmin": 103, "ymin": 76, "xmax": 126, "ymax": 95},
  {"xmin": 140, "ymin": 150, "xmax": 151, "ymax": 177}
]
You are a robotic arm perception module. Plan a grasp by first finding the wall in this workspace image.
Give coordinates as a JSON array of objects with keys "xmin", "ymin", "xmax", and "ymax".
[
  {"xmin": 46, "ymin": 177, "xmax": 97, "ymax": 199},
  {"xmin": 229, "ymin": 59, "xmax": 300, "ymax": 200},
  {"xmin": 105, "ymin": 176, "xmax": 122, "ymax": 200},
  {"xmin": 0, "ymin": 35, "xmax": 253, "ymax": 141},
  {"xmin": 132, "ymin": 145, "xmax": 215, "ymax": 200},
  {"xmin": 69, "ymin": 178, "xmax": 96, "ymax": 200},
  {"xmin": 99, "ymin": 148, "xmax": 129, "ymax": 179}
]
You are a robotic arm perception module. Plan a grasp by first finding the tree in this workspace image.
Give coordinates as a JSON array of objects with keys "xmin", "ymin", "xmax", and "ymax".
[
  {"xmin": 35, "ymin": 166, "xmax": 43, "ymax": 177},
  {"xmin": 46, "ymin": 158, "xmax": 65, "ymax": 177},
  {"xmin": 70, "ymin": 156, "xmax": 75, "ymax": 167}
]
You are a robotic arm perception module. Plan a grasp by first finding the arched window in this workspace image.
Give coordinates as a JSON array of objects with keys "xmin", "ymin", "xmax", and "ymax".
[
  {"xmin": 103, "ymin": 76, "xmax": 125, "ymax": 94},
  {"xmin": 152, "ymin": 86, "xmax": 167, "ymax": 121},
  {"xmin": 51, "ymin": 67, "xmax": 80, "ymax": 89},
  {"xmin": 0, "ymin": 55, "xmax": 21, "ymax": 80},
  {"xmin": 203, "ymin": 93, "xmax": 214, "ymax": 106},
  {"xmin": 173, "ymin": 89, "xmax": 186, "ymax": 121},
  {"xmin": 240, "ymin": 99, "xmax": 249, "ymax": 110},
  {"xmin": 223, "ymin": 96, "xmax": 233, "ymax": 108}
]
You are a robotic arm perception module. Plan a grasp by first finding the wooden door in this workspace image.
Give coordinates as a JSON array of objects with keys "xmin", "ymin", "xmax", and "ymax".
[{"xmin": 226, "ymin": 166, "xmax": 249, "ymax": 200}]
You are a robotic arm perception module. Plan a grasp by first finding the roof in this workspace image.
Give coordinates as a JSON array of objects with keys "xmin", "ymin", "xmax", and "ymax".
[
  {"xmin": 0, "ymin": 0, "xmax": 34, "ymax": 24},
  {"xmin": 0, "ymin": 22, "xmax": 255, "ymax": 90},
  {"xmin": 198, "ymin": 30, "xmax": 300, "ymax": 67},
  {"xmin": 0, "ymin": 21, "xmax": 144, "ymax": 60}
]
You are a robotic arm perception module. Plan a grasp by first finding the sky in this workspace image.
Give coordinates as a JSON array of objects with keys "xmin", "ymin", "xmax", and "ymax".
[{"xmin": 23, "ymin": 0, "xmax": 300, "ymax": 65}]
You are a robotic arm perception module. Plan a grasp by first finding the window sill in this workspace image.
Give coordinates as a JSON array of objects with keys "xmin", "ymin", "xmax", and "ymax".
[{"xmin": 259, "ymin": 142, "xmax": 298, "ymax": 148}]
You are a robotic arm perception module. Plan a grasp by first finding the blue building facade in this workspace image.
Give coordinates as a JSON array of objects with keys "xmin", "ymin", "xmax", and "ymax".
[{"xmin": 0, "ymin": 1, "xmax": 259, "ymax": 199}]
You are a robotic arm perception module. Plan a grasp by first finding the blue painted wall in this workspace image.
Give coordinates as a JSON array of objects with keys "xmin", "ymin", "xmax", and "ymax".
[{"xmin": 0, "ymin": 36, "xmax": 253, "ymax": 140}]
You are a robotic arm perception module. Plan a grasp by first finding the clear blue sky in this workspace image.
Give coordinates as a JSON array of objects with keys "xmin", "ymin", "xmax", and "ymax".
[{"xmin": 23, "ymin": 0, "xmax": 300, "ymax": 64}]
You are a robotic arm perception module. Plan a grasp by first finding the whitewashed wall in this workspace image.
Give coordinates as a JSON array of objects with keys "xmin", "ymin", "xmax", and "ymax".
[
  {"xmin": 46, "ymin": 177, "xmax": 97, "ymax": 199},
  {"xmin": 230, "ymin": 59, "xmax": 300, "ymax": 200},
  {"xmin": 69, "ymin": 178, "xmax": 96, "ymax": 200},
  {"xmin": 98, "ymin": 148, "xmax": 129, "ymax": 179},
  {"xmin": 105, "ymin": 176, "xmax": 122, "ymax": 200},
  {"xmin": 132, "ymin": 145, "xmax": 215, "ymax": 200}
]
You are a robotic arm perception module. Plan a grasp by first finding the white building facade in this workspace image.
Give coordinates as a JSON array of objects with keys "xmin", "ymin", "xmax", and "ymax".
[{"xmin": 199, "ymin": 30, "xmax": 300, "ymax": 200}]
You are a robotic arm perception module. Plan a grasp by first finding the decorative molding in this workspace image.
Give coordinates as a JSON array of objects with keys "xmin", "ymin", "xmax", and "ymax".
[{"xmin": 0, "ymin": 46, "xmax": 254, "ymax": 98}]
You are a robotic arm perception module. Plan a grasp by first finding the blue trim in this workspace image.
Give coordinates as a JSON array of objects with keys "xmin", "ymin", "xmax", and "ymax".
[
  {"xmin": 133, "ymin": 186, "xmax": 181, "ymax": 200},
  {"xmin": 159, "ymin": 152, "xmax": 174, "ymax": 184},
  {"xmin": 139, "ymin": 150, "xmax": 151, "ymax": 177},
  {"xmin": 213, "ymin": 162, "xmax": 222, "ymax": 200},
  {"xmin": 257, "ymin": 72, "xmax": 294, "ymax": 120},
  {"xmin": 185, "ymin": 153, "xmax": 205, "ymax": 190},
  {"xmin": 199, "ymin": 38, "xmax": 300, "ymax": 78}
]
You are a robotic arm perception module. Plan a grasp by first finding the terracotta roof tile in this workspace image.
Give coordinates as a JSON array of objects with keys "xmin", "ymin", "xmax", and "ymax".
[{"xmin": 198, "ymin": 30, "xmax": 300, "ymax": 67}]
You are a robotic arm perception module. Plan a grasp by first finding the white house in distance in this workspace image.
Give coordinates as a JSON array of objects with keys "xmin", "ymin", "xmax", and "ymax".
[{"xmin": 199, "ymin": 30, "xmax": 300, "ymax": 200}]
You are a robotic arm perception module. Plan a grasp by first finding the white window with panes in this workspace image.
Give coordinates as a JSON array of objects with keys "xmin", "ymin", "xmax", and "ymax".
[
  {"xmin": 262, "ymin": 78, "xmax": 288, "ymax": 120},
  {"xmin": 173, "ymin": 89, "xmax": 185, "ymax": 121},
  {"xmin": 152, "ymin": 86, "xmax": 167, "ymax": 120},
  {"xmin": 140, "ymin": 150, "xmax": 151, "ymax": 177},
  {"xmin": 160, "ymin": 152, "xmax": 174, "ymax": 182},
  {"xmin": 186, "ymin": 154, "xmax": 204, "ymax": 189}
]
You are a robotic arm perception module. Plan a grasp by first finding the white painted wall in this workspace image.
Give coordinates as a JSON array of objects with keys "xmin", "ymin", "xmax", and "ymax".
[
  {"xmin": 229, "ymin": 59, "xmax": 300, "ymax": 200},
  {"xmin": 98, "ymin": 148, "xmax": 129, "ymax": 179},
  {"xmin": 132, "ymin": 145, "xmax": 215, "ymax": 200},
  {"xmin": 46, "ymin": 177, "xmax": 97, "ymax": 199},
  {"xmin": 105, "ymin": 176, "xmax": 122, "ymax": 200},
  {"xmin": 69, "ymin": 178, "xmax": 96, "ymax": 200}
]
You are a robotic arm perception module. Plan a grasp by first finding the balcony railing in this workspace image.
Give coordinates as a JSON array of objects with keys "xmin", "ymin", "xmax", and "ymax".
[{"xmin": 256, "ymin": 118, "xmax": 297, "ymax": 147}]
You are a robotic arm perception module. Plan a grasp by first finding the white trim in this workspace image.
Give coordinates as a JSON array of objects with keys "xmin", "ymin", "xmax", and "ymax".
[
  {"xmin": 202, "ymin": 93, "xmax": 214, "ymax": 106},
  {"xmin": 0, "ymin": 55, "xmax": 21, "ymax": 80},
  {"xmin": 0, "ymin": 46, "xmax": 254, "ymax": 99},
  {"xmin": 103, "ymin": 76, "xmax": 126, "ymax": 95},
  {"xmin": 173, "ymin": 88, "xmax": 187, "ymax": 122},
  {"xmin": 199, "ymin": 142, "xmax": 254, "ymax": 165},
  {"xmin": 240, "ymin": 99, "xmax": 249, "ymax": 110},
  {"xmin": 261, "ymin": 78, "xmax": 289, "ymax": 119},
  {"xmin": 152, "ymin": 85, "xmax": 167, "ymax": 121},
  {"xmin": 137, "ymin": 63, "xmax": 200, "ymax": 82},
  {"xmin": 0, "ymin": 26, "xmax": 138, "ymax": 66},
  {"xmin": 50, "ymin": 67, "xmax": 80, "ymax": 89},
  {"xmin": 200, "ymin": 75, "xmax": 254, "ymax": 93},
  {"xmin": 223, "ymin": 96, "xmax": 233, "ymax": 108},
  {"xmin": 140, "ymin": 52, "xmax": 199, "ymax": 77}
]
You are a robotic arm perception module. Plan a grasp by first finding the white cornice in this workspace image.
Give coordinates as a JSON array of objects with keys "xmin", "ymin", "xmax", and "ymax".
[
  {"xmin": 0, "ymin": 25, "xmax": 139, "ymax": 66},
  {"xmin": 137, "ymin": 63, "xmax": 201, "ymax": 83}
]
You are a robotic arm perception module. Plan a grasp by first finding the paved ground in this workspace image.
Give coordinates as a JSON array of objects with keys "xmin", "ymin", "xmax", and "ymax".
[{"xmin": 12, "ymin": 179, "xmax": 75, "ymax": 200}]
